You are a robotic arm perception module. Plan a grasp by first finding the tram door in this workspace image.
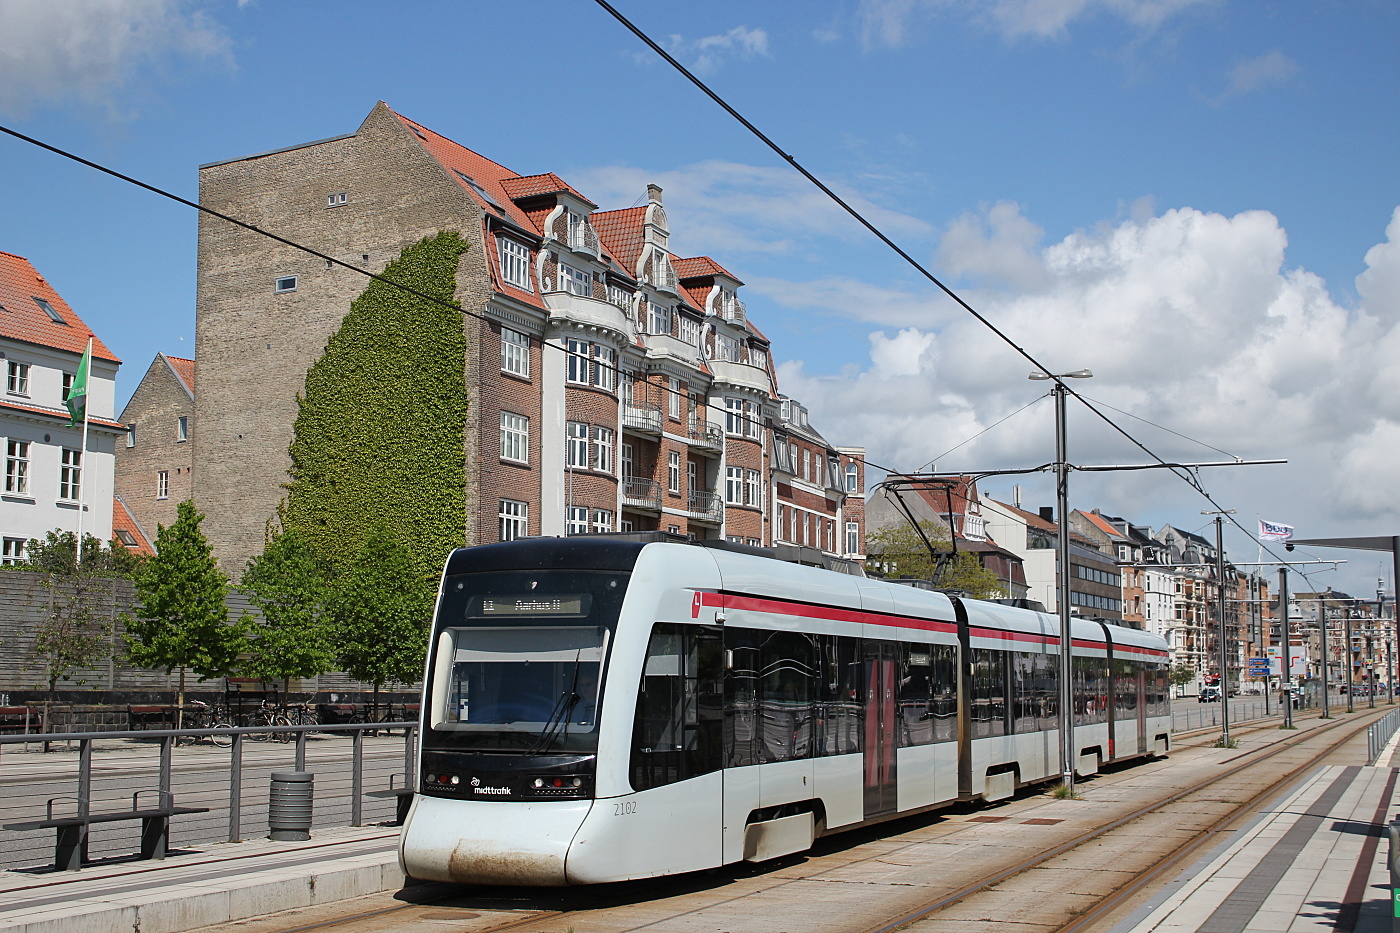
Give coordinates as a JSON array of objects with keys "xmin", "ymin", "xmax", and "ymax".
[
  {"xmin": 1136, "ymin": 666, "xmax": 1148, "ymax": 755},
  {"xmin": 863, "ymin": 642, "xmax": 899, "ymax": 819}
]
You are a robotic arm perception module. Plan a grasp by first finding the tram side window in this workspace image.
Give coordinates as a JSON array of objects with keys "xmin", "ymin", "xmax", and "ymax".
[
  {"xmin": 724, "ymin": 629, "xmax": 762, "ymax": 767},
  {"xmin": 897, "ymin": 643, "xmax": 957, "ymax": 746},
  {"xmin": 758, "ymin": 630, "xmax": 817, "ymax": 762},
  {"xmin": 1152, "ymin": 664, "xmax": 1170, "ymax": 717},
  {"xmin": 815, "ymin": 633, "xmax": 863, "ymax": 756},
  {"xmin": 1013, "ymin": 651, "xmax": 1059, "ymax": 734},
  {"xmin": 970, "ymin": 648, "xmax": 1009, "ymax": 738},
  {"xmin": 1115, "ymin": 659, "xmax": 1139, "ymax": 717},
  {"xmin": 631, "ymin": 623, "xmax": 723, "ymax": 791},
  {"xmin": 1074, "ymin": 657, "xmax": 1110, "ymax": 726}
]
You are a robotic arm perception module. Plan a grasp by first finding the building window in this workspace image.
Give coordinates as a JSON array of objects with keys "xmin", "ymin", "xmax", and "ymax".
[
  {"xmin": 607, "ymin": 283, "xmax": 631, "ymax": 310},
  {"xmin": 668, "ymin": 377, "xmax": 681, "ymax": 419},
  {"xmin": 126, "ymin": 424, "xmax": 136, "ymax": 448},
  {"xmin": 594, "ymin": 426, "xmax": 614, "ymax": 474},
  {"xmin": 567, "ymin": 506, "xmax": 590, "ymax": 536},
  {"xmin": 668, "ymin": 450, "xmax": 680, "ymax": 494},
  {"xmin": 326, "ymin": 192, "xmax": 348, "ymax": 208},
  {"xmin": 687, "ymin": 460, "xmax": 697, "ymax": 497},
  {"xmin": 845, "ymin": 462, "xmax": 859, "ymax": 493},
  {"xmin": 648, "ymin": 301, "xmax": 671, "ymax": 336},
  {"xmin": 621, "ymin": 520, "xmax": 634, "ymax": 533},
  {"xmin": 749, "ymin": 346, "xmax": 767, "ymax": 369},
  {"xmin": 715, "ymin": 333, "xmax": 738, "ymax": 362},
  {"xmin": 177, "ymin": 416, "xmax": 189, "ymax": 442},
  {"xmin": 275, "ymin": 276, "xmax": 298, "ymax": 293},
  {"xmin": 846, "ymin": 522, "xmax": 859, "ymax": 555},
  {"xmin": 725, "ymin": 466, "xmax": 744, "ymax": 505},
  {"xmin": 499, "ymin": 499, "xmax": 528, "ymax": 541},
  {"xmin": 34, "ymin": 296, "xmax": 64, "ymax": 323},
  {"xmin": 560, "ymin": 262, "xmax": 591, "ymax": 297},
  {"xmin": 667, "ymin": 524, "xmax": 680, "ymax": 534},
  {"xmin": 725, "ymin": 398, "xmax": 745, "ymax": 436},
  {"xmin": 6, "ymin": 361, "xmax": 29, "ymax": 395},
  {"xmin": 619, "ymin": 372, "xmax": 634, "ymax": 406},
  {"xmin": 498, "ymin": 237, "xmax": 532, "ymax": 291},
  {"xmin": 1, "ymin": 536, "xmax": 25, "ymax": 564},
  {"xmin": 566, "ymin": 338, "xmax": 590, "ymax": 384},
  {"xmin": 592, "ymin": 509, "xmax": 614, "ymax": 534},
  {"xmin": 59, "ymin": 448, "xmax": 81, "ymax": 501},
  {"xmin": 566, "ymin": 422, "xmax": 590, "ymax": 468},
  {"xmin": 621, "ymin": 442, "xmax": 633, "ymax": 479},
  {"xmin": 500, "ymin": 412, "xmax": 529, "ymax": 463},
  {"xmin": 679, "ymin": 315, "xmax": 701, "ymax": 346},
  {"xmin": 802, "ymin": 512, "xmax": 810, "ymax": 546},
  {"xmin": 5, "ymin": 439, "xmax": 30, "ymax": 495},
  {"xmin": 501, "ymin": 328, "xmax": 530, "ymax": 377},
  {"xmin": 594, "ymin": 346, "xmax": 616, "ymax": 392},
  {"xmin": 156, "ymin": 470, "xmax": 169, "ymax": 500},
  {"xmin": 745, "ymin": 469, "xmax": 761, "ymax": 508},
  {"xmin": 62, "ymin": 371, "xmax": 74, "ymax": 398}
]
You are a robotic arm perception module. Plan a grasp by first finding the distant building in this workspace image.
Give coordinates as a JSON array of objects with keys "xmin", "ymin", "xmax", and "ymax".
[
  {"xmin": 115, "ymin": 353, "xmax": 194, "ymax": 546},
  {"xmin": 980, "ymin": 498, "xmax": 1120, "ymax": 620},
  {"xmin": 194, "ymin": 102, "xmax": 863, "ymax": 571},
  {"xmin": 0, "ymin": 251, "xmax": 122, "ymax": 562}
]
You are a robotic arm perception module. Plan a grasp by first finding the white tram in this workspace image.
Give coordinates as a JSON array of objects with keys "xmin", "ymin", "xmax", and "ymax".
[{"xmin": 400, "ymin": 537, "xmax": 1171, "ymax": 886}]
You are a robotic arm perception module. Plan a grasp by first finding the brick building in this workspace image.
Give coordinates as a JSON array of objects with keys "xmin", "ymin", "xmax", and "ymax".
[
  {"xmin": 115, "ymin": 353, "xmax": 194, "ymax": 545},
  {"xmin": 194, "ymin": 102, "xmax": 863, "ymax": 571},
  {"xmin": 0, "ymin": 251, "xmax": 122, "ymax": 562}
]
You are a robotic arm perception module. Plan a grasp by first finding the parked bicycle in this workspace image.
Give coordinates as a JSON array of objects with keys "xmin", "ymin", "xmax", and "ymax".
[{"xmin": 177, "ymin": 700, "xmax": 234, "ymax": 748}]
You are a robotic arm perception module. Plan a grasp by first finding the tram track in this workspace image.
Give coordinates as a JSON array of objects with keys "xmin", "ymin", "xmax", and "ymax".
[{"xmin": 188, "ymin": 707, "xmax": 1388, "ymax": 933}]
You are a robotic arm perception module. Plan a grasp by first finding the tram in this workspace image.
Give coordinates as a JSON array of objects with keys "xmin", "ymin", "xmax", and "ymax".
[{"xmin": 400, "ymin": 536, "xmax": 1171, "ymax": 886}]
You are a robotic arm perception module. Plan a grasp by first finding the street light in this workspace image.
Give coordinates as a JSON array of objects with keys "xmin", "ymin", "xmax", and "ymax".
[{"xmin": 1029, "ymin": 368, "xmax": 1093, "ymax": 792}]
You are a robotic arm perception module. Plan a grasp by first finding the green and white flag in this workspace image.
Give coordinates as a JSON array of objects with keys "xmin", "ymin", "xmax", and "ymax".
[{"xmin": 65, "ymin": 339, "xmax": 91, "ymax": 427}]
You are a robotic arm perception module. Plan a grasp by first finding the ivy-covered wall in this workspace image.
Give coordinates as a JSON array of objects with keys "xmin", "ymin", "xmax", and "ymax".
[{"xmin": 284, "ymin": 231, "xmax": 470, "ymax": 580}]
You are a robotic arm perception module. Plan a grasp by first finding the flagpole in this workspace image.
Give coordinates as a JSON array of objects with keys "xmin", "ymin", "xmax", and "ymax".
[{"xmin": 73, "ymin": 337, "xmax": 93, "ymax": 564}]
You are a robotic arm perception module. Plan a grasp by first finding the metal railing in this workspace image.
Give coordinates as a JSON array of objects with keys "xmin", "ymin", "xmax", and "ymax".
[
  {"xmin": 568, "ymin": 221, "xmax": 600, "ymax": 256},
  {"xmin": 687, "ymin": 491, "xmax": 724, "ymax": 523},
  {"xmin": 0, "ymin": 722, "xmax": 416, "ymax": 871},
  {"xmin": 688, "ymin": 422, "xmax": 724, "ymax": 453},
  {"xmin": 622, "ymin": 402, "xmax": 663, "ymax": 435},
  {"xmin": 622, "ymin": 477, "xmax": 663, "ymax": 512},
  {"xmin": 1368, "ymin": 707, "xmax": 1400, "ymax": 765}
]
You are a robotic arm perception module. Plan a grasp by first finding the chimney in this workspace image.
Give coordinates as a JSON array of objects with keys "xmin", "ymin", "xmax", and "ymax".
[
  {"xmin": 1039, "ymin": 506, "xmax": 1054, "ymax": 523},
  {"xmin": 647, "ymin": 183, "xmax": 663, "ymax": 204},
  {"xmin": 1012, "ymin": 484, "xmax": 1022, "ymax": 509}
]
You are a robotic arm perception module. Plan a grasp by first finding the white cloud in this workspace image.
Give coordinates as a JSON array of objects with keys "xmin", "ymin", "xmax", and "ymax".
[
  {"xmin": 666, "ymin": 26, "xmax": 769, "ymax": 75},
  {"xmin": 568, "ymin": 160, "xmax": 934, "ymax": 259},
  {"xmin": 1215, "ymin": 50, "xmax": 1299, "ymax": 102},
  {"xmin": 0, "ymin": 0, "xmax": 231, "ymax": 119},
  {"xmin": 746, "ymin": 276, "xmax": 956, "ymax": 328},
  {"xmin": 778, "ymin": 204, "xmax": 1400, "ymax": 587},
  {"xmin": 938, "ymin": 201, "xmax": 1049, "ymax": 290},
  {"xmin": 857, "ymin": 0, "xmax": 1212, "ymax": 46}
]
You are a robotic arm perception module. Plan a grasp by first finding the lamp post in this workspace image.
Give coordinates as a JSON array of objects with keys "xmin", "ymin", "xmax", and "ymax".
[
  {"xmin": 1030, "ymin": 367, "xmax": 1092, "ymax": 792},
  {"xmin": 1316, "ymin": 598, "xmax": 1330, "ymax": 718},
  {"xmin": 1278, "ymin": 567, "xmax": 1293, "ymax": 728}
]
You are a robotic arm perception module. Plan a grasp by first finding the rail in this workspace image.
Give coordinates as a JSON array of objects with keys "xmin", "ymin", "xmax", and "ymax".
[
  {"xmin": 0, "ymin": 722, "xmax": 416, "ymax": 871},
  {"xmin": 1368, "ymin": 707, "xmax": 1400, "ymax": 764}
]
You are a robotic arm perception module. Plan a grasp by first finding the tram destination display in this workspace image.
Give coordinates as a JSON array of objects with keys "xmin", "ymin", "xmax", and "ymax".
[{"xmin": 466, "ymin": 594, "xmax": 590, "ymax": 619}]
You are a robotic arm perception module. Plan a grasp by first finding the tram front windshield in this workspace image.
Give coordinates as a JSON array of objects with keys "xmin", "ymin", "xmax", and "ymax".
[{"xmin": 424, "ymin": 570, "xmax": 627, "ymax": 754}]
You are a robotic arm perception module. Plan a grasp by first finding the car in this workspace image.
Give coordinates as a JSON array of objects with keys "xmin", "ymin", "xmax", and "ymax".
[{"xmin": 1199, "ymin": 686, "xmax": 1221, "ymax": 703}]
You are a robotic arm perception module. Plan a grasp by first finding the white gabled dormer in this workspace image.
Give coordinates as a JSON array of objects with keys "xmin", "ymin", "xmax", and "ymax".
[{"xmin": 637, "ymin": 185, "xmax": 677, "ymax": 295}]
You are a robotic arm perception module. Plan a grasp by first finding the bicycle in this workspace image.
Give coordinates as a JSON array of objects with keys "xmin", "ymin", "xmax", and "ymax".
[
  {"xmin": 249, "ymin": 701, "xmax": 293, "ymax": 742},
  {"xmin": 177, "ymin": 699, "xmax": 235, "ymax": 748}
]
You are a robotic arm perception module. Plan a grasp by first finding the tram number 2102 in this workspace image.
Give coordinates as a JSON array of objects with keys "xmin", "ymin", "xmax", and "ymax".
[{"xmin": 613, "ymin": 800, "xmax": 638, "ymax": 817}]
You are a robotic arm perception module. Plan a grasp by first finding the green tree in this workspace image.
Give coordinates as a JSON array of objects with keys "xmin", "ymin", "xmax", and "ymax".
[
  {"xmin": 22, "ymin": 529, "xmax": 143, "ymax": 577},
  {"xmin": 125, "ymin": 500, "xmax": 249, "ymax": 723},
  {"xmin": 241, "ymin": 520, "xmax": 336, "ymax": 694},
  {"xmin": 866, "ymin": 519, "xmax": 1004, "ymax": 599},
  {"xmin": 284, "ymin": 231, "xmax": 469, "ymax": 580},
  {"xmin": 327, "ymin": 525, "xmax": 433, "ymax": 714},
  {"xmin": 23, "ymin": 531, "xmax": 123, "ymax": 695},
  {"xmin": 1169, "ymin": 662, "xmax": 1197, "ymax": 692}
]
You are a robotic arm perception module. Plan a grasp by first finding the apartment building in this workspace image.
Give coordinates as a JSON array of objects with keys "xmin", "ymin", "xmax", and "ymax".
[
  {"xmin": 0, "ymin": 251, "xmax": 122, "ymax": 562},
  {"xmin": 115, "ymin": 353, "xmax": 194, "ymax": 544},
  {"xmin": 194, "ymin": 102, "xmax": 863, "ymax": 571}
]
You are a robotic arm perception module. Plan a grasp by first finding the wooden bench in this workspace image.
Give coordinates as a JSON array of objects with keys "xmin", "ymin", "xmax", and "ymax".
[
  {"xmin": 127, "ymin": 705, "xmax": 173, "ymax": 730},
  {"xmin": 3, "ymin": 792, "xmax": 210, "ymax": 870}
]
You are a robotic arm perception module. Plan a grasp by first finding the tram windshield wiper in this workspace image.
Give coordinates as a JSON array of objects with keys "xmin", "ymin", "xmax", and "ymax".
[{"xmin": 528, "ymin": 650, "xmax": 583, "ymax": 754}]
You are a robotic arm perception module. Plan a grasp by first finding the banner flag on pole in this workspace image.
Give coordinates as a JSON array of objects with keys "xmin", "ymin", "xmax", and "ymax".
[
  {"xmin": 65, "ymin": 339, "xmax": 91, "ymax": 427},
  {"xmin": 1259, "ymin": 519, "xmax": 1294, "ymax": 541}
]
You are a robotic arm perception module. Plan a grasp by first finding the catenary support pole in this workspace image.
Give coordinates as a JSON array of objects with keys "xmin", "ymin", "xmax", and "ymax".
[{"xmin": 1279, "ymin": 568, "xmax": 1293, "ymax": 728}]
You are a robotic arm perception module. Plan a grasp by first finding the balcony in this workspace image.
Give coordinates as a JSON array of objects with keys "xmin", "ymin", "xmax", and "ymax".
[
  {"xmin": 687, "ymin": 491, "xmax": 724, "ymax": 525},
  {"xmin": 688, "ymin": 422, "xmax": 724, "ymax": 456},
  {"xmin": 708, "ymin": 359, "xmax": 774, "ymax": 395},
  {"xmin": 568, "ymin": 221, "xmax": 600, "ymax": 258},
  {"xmin": 622, "ymin": 402, "xmax": 663, "ymax": 436},
  {"xmin": 543, "ymin": 291, "xmax": 632, "ymax": 342},
  {"xmin": 721, "ymin": 298, "xmax": 746, "ymax": 324},
  {"xmin": 647, "ymin": 263, "xmax": 679, "ymax": 295},
  {"xmin": 622, "ymin": 478, "xmax": 663, "ymax": 513}
]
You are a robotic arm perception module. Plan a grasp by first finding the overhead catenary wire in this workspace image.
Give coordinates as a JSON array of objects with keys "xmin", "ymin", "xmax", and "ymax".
[{"xmin": 591, "ymin": 0, "xmax": 1300, "ymax": 572}]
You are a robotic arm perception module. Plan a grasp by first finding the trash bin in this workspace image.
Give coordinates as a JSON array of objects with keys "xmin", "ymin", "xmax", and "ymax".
[{"xmin": 269, "ymin": 771, "xmax": 314, "ymax": 841}]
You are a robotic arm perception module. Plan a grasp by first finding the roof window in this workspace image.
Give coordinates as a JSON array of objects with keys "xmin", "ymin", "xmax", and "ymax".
[
  {"xmin": 276, "ymin": 276, "xmax": 298, "ymax": 293},
  {"xmin": 452, "ymin": 169, "xmax": 506, "ymax": 213},
  {"xmin": 33, "ymin": 296, "xmax": 64, "ymax": 324},
  {"xmin": 326, "ymin": 192, "xmax": 347, "ymax": 208},
  {"xmin": 116, "ymin": 530, "xmax": 137, "ymax": 547}
]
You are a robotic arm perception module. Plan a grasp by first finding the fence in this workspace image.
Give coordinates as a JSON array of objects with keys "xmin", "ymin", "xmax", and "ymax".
[
  {"xmin": 1171, "ymin": 698, "xmax": 1272, "ymax": 733},
  {"xmin": 0, "ymin": 722, "xmax": 415, "ymax": 871},
  {"xmin": 1368, "ymin": 707, "xmax": 1400, "ymax": 765}
]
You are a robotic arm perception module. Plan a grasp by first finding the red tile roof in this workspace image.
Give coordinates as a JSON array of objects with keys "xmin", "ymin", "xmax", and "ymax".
[
  {"xmin": 1080, "ymin": 510, "xmax": 1122, "ymax": 539},
  {"xmin": 163, "ymin": 354, "xmax": 194, "ymax": 397},
  {"xmin": 113, "ymin": 497, "xmax": 155, "ymax": 556},
  {"xmin": 674, "ymin": 255, "xmax": 741, "ymax": 284},
  {"xmin": 500, "ymin": 173, "xmax": 595, "ymax": 207},
  {"xmin": 592, "ymin": 207, "xmax": 646, "ymax": 275},
  {"xmin": 0, "ymin": 398, "xmax": 125, "ymax": 430},
  {"xmin": 0, "ymin": 251, "xmax": 119, "ymax": 363}
]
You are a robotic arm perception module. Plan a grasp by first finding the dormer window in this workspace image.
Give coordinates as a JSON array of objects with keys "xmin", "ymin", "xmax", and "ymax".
[
  {"xmin": 647, "ymin": 300, "xmax": 671, "ymax": 336},
  {"xmin": 326, "ymin": 192, "xmax": 348, "ymax": 208},
  {"xmin": 498, "ymin": 237, "xmax": 532, "ymax": 291},
  {"xmin": 748, "ymin": 345, "xmax": 767, "ymax": 369},
  {"xmin": 559, "ymin": 261, "xmax": 591, "ymax": 297},
  {"xmin": 715, "ymin": 333, "xmax": 738, "ymax": 362}
]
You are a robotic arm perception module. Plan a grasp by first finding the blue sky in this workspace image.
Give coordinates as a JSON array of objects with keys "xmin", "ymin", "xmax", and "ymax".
[{"xmin": 2, "ymin": 0, "xmax": 1398, "ymax": 597}]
